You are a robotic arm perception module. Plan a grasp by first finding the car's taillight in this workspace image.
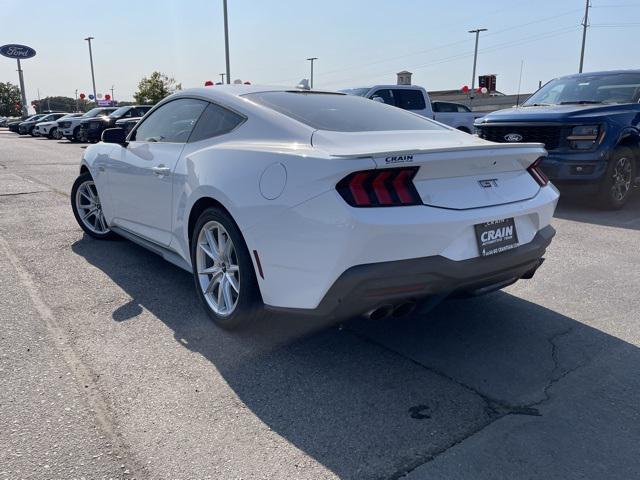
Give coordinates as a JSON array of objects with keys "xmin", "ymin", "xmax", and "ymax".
[
  {"xmin": 527, "ymin": 158, "xmax": 549, "ymax": 187},
  {"xmin": 336, "ymin": 167, "xmax": 422, "ymax": 207}
]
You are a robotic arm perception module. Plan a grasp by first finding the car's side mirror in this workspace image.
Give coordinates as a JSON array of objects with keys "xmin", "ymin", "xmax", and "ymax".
[
  {"xmin": 371, "ymin": 96, "xmax": 385, "ymax": 104},
  {"xmin": 102, "ymin": 127, "xmax": 127, "ymax": 145}
]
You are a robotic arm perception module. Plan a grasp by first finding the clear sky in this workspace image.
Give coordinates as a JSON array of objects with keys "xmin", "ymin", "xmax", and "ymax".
[{"xmin": 0, "ymin": 0, "xmax": 638, "ymax": 103}]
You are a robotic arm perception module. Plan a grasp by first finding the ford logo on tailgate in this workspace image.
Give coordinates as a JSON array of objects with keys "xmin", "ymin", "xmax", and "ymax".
[
  {"xmin": 504, "ymin": 133, "xmax": 523, "ymax": 142},
  {"xmin": 0, "ymin": 44, "xmax": 37, "ymax": 59}
]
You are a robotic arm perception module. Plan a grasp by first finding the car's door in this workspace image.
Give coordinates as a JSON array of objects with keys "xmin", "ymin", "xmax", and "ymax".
[{"xmin": 106, "ymin": 98, "xmax": 208, "ymax": 246}]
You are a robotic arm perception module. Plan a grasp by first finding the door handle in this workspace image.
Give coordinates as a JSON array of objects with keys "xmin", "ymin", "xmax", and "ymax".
[{"xmin": 151, "ymin": 165, "xmax": 171, "ymax": 176}]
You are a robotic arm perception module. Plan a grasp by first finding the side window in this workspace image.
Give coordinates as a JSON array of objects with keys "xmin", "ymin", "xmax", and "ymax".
[
  {"xmin": 393, "ymin": 90, "xmax": 427, "ymax": 110},
  {"xmin": 188, "ymin": 103, "xmax": 245, "ymax": 143},
  {"xmin": 435, "ymin": 102, "xmax": 456, "ymax": 113},
  {"xmin": 432, "ymin": 102, "xmax": 441, "ymax": 112},
  {"xmin": 132, "ymin": 107, "xmax": 151, "ymax": 117},
  {"xmin": 132, "ymin": 98, "xmax": 207, "ymax": 143},
  {"xmin": 371, "ymin": 89, "xmax": 395, "ymax": 106},
  {"xmin": 457, "ymin": 104, "xmax": 471, "ymax": 113}
]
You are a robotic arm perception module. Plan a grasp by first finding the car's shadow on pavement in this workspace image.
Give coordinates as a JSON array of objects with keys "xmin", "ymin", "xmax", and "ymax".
[
  {"xmin": 554, "ymin": 190, "xmax": 640, "ymax": 231},
  {"xmin": 71, "ymin": 237, "xmax": 640, "ymax": 480}
]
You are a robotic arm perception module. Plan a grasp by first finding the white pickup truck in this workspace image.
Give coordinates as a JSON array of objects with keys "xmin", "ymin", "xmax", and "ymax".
[{"xmin": 341, "ymin": 85, "xmax": 484, "ymax": 133}]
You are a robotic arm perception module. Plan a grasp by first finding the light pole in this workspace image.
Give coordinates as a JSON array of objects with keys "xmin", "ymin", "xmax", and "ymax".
[
  {"xmin": 307, "ymin": 57, "xmax": 318, "ymax": 89},
  {"xmin": 84, "ymin": 37, "xmax": 98, "ymax": 105},
  {"xmin": 16, "ymin": 59, "xmax": 28, "ymax": 116},
  {"xmin": 579, "ymin": 0, "xmax": 590, "ymax": 73},
  {"xmin": 468, "ymin": 28, "xmax": 487, "ymax": 93},
  {"xmin": 223, "ymin": 0, "xmax": 231, "ymax": 84},
  {"xmin": 110, "ymin": 85, "xmax": 115, "ymax": 104}
]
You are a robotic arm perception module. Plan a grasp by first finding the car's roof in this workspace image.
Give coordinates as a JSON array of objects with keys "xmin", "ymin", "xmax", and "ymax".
[
  {"xmin": 171, "ymin": 85, "xmax": 341, "ymax": 102},
  {"xmin": 559, "ymin": 69, "xmax": 640, "ymax": 79}
]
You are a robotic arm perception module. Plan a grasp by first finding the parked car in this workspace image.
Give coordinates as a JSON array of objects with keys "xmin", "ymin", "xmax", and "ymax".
[
  {"xmin": 34, "ymin": 113, "xmax": 84, "ymax": 139},
  {"xmin": 341, "ymin": 85, "xmax": 484, "ymax": 132},
  {"xmin": 476, "ymin": 70, "xmax": 640, "ymax": 209},
  {"xmin": 71, "ymin": 86, "xmax": 558, "ymax": 329},
  {"xmin": 7, "ymin": 117, "xmax": 30, "ymax": 132},
  {"xmin": 79, "ymin": 105, "xmax": 152, "ymax": 142},
  {"xmin": 115, "ymin": 116, "xmax": 142, "ymax": 134},
  {"xmin": 32, "ymin": 113, "xmax": 70, "ymax": 137},
  {"xmin": 58, "ymin": 107, "xmax": 118, "ymax": 142},
  {"xmin": 19, "ymin": 113, "xmax": 65, "ymax": 135},
  {"xmin": 14, "ymin": 114, "xmax": 47, "ymax": 134}
]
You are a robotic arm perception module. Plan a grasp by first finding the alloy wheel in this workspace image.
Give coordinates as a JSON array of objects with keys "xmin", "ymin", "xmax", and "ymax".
[
  {"xmin": 74, "ymin": 180, "xmax": 109, "ymax": 234},
  {"xmin": 196, "ymin": 221, "xmax": 240, "ymax": 317},
  {"xmin": 611, "ymin": 157, "xmax": 632, "ymax": 202}
]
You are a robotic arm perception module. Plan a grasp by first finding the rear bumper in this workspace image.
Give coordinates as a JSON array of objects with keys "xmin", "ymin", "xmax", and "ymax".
[{"xmin": 267, "ymin": 225, "xmax": 555, "ymax": 320}]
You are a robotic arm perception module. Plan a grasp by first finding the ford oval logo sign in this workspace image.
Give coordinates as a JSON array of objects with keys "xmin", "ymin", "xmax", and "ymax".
[
  {"xmin": 504, "ymin": 133, "xmax": 523, "ymax": 142},
  {"xmin": 0, "ymin": 44, "xmax": 37, "ymax": 60}
]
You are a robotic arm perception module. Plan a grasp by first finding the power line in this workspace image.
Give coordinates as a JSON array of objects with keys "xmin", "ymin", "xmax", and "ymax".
[
  {"xmin": 320, "ymin": 25, "xmax": 579, "ymax": 88},
  {"xmin": 264, "ymin": 8, "xmax": 583, "ymax": 85}
]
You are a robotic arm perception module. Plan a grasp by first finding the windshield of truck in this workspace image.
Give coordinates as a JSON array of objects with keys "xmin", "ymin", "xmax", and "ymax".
[{"xmin": 524, "ymin": 73, "xmax": 640, "ymax": 106}]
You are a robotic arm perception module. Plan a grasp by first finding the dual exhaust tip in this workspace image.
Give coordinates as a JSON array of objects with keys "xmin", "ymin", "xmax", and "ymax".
[{"xmin": 365, "ymin": 301, "xmax": 416, "ymax": 321}]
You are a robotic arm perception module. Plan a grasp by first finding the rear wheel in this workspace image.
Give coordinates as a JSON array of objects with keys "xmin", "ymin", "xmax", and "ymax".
[
  {"xmin": 191, "ymin": 207, "xmax": 264, "ymax": 330},
  {"xmin": 72, "ymin": 126, "xmax": 81, "ymax": 142},
  {"xmin": 48, "ymin": 127, "xmax": 57, "ymax": 139},
  {"xmin": 597, "ymin": 147, "xmax": 636, "ymax": 209},
  {"xmin": 70, "ymin": 172, "xmax": 116, "ymax": 240}
]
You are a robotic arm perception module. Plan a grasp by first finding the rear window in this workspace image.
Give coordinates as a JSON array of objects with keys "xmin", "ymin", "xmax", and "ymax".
[{"xmin": 244, "ymin": 91, "xmax": 443, "ymax": 132}]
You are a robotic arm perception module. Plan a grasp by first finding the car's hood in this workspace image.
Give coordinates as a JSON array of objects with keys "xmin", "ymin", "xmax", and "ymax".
[{"xmin": 477, "ymin": 103, "xmax": 639, "ymax": 124}]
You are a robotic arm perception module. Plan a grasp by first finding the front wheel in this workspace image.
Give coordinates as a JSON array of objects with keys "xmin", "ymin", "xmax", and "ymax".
[
  {"xmin": 48, "ymin": 127, "xmax": 57, "ymax": 139},
  {"xmin": 191, "ymin": 207, "xmax": 264, "ymax": 330},
  {"xmin": 70, "ymin": 172, "xmax": 117, "ymax": 240},
  {"xmin": 597, "ymin": 147, "xmax": 636, "ymax": 209}
]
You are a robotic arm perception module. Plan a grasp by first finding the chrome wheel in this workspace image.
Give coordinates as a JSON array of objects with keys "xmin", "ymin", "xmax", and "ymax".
[
  {"xmin": 611, "ymin": 157, "xmax": 632, "ymax": 202},
  {"xmin": 75, "ymin": 180, "xmax": 109, "ymax": 234},
  {"xmin": 196, "ymin": 221, "xmax": 240, "ymax": 317}
]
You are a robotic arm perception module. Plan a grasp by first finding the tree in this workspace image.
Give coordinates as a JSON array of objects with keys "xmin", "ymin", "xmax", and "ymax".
[
  {"xmin": 134, "ymin": 72, "xmax": 181, "ymax": 105},
  {"xmin": 0, "ymin": 82, "xmax": 22, "ymax": 117},
  {"xmin": 32, "ymin": 96, "xmax": 80, "ymax": 113}
]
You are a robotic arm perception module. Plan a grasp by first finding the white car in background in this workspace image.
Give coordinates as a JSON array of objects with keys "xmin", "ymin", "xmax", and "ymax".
[
  {"xmin": 33, "ymin": 113, "xmax": 83, "ymax": 139},
  {"xmin": 71, "ymin": 85, "xmax": 558, "ymax": 329},
  {"xmin": 58, "ymin": 107, "xmax": 117, "ymax": 141},
  {"xmin": 30, "ymin": 112, "xmax": 68, "ymax": 137}
]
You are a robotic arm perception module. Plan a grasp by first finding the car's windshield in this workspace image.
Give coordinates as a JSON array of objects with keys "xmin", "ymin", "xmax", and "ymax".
[
  {"xmin": 109, "ymin": 107, "xmax": 130, "ymax": 118},
  {"xmin": 244, "ymin": 91, "xmax": 444, "ymax": 132},
  {"xmin": 83, "ymin": 108, "xmax": 105, "ymax": 118},
  {"xmin": 26, "ymin": 115, "xmax": 45, "ymax": 122},
  {"xmin": 524, "ymin": 73, "xmax": 640, "ymax": 106}
]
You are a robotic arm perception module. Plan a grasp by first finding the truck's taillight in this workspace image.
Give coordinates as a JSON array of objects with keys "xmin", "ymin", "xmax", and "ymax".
[
  {"xmin": 336, "ymin": 167, "xmax": 422, "ymax": 207},
  {"xmin": 527, "ymin": 158, "xmax": 549, "ymax": 187}
]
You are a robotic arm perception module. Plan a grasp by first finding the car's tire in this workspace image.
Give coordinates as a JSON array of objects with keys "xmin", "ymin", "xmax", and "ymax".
[
  {"xmin": 70, "ymin": 172, "xmax": 117, "ymax": 240},
  {"xmin": 190, "ymin": 207, "xmax": 264, "ymax": 330},
  {"xmin": 48, "ymin": 127, "xmax": 57, "ymax": 139},
  {"xmin": 596, "ymin": 146, "xmax": 636, "ymax": 210},
  {"xmin": 72, "ymin": 126, "xmax": 81, "ymax": 142}
]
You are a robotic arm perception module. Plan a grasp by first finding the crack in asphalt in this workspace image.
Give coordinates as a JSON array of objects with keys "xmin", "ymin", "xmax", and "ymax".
[
  {"xmin": 344, "ymin": 325, "xmax": 587, "ymax": 480},
  {"xmin": 0, "ymin": 234, "xmax": 146, "ymax": 480},
  {"xmin": 0, "ymin": 190, "xmax": 49, "ymax": 197}
]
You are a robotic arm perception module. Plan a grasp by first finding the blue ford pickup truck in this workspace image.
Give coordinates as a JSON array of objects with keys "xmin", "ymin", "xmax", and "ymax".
[{"xmin": 475, "ymin": 70, "xmax": 640, "ymax": 209}]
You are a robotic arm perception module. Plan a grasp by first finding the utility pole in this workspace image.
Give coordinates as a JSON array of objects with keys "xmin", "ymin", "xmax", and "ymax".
[
  {"xmin": 223, "ymin": 0, "xmax": 231, "ymax": 84},
  {"xmin": 579, "ymin": 0, "xmax": 590, "ymax": 73},
  {"xmin": 75, "ymin": 89, "xmax": 79, "ymax": 112},
  {"xmin": 84, "ymin": 37, "xmax": 98, "ymax": 105},
  {"xmin": 16, "ymin": 59, "xmax": 28, "ymax": 117},
  {"xmin": 110, "ymin": 85, "xmax": 115, "ymax": 103},
  {"xmin": 307, "ymin": 57, "xmax": 318, "ymax": 88},
  {"xmin": 468, "ymin": 28, "xmax": 487, "ymax": 94},
  {"xmin": 220, "ymin": 73, "xmax": 225, "ymax": 84}
]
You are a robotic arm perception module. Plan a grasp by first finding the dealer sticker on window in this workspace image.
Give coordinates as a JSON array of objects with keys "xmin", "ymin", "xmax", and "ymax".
[{"xmin": 474, "ymin": 218, "xmax": 519, "ymax": 257}]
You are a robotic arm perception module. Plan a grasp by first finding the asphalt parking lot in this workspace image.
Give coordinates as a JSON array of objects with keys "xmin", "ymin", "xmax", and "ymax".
[{"xmin": 1, "ymin": 129, "xmax": 639, "ymax": 480}]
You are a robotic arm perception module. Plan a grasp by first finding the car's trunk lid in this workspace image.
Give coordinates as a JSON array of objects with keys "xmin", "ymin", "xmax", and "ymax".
[{"xmin": 312, "ymin": 129, "xmax": 546, "ymax": 210}]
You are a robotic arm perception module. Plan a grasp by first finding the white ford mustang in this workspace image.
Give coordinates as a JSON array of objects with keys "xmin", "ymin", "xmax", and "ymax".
[{"xmin": 71, "ymin": 85, "xmax": 559, "ymax": 329}]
